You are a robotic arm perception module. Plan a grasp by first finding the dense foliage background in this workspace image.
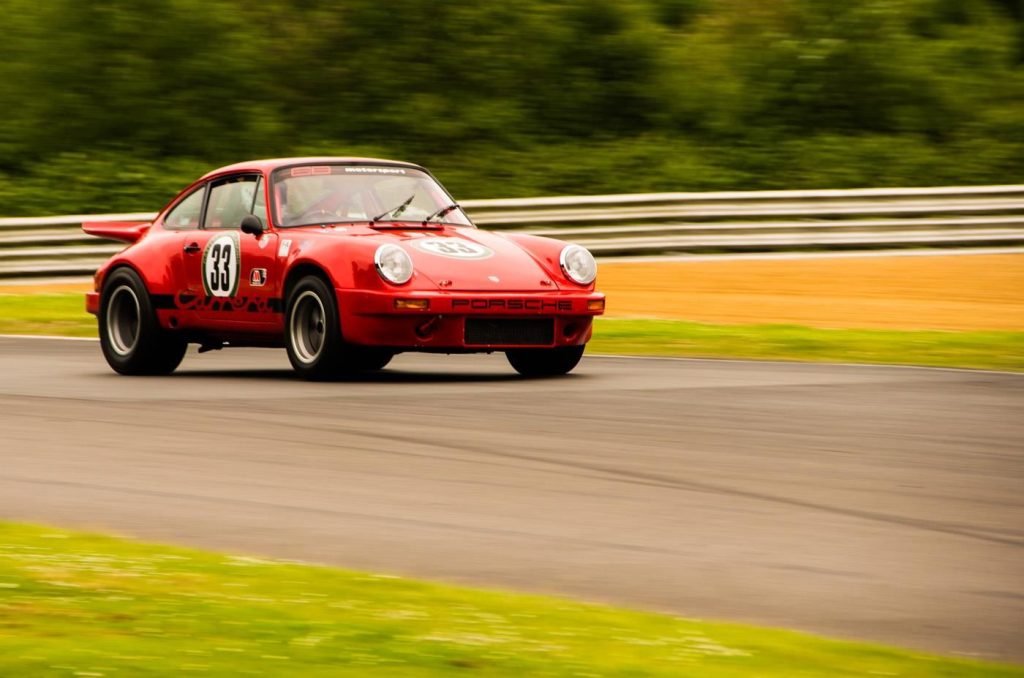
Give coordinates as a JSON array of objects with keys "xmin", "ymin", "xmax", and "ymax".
[{"xmin": 1, "ymin": 0, "xmax": 1022, "ymax": 214}]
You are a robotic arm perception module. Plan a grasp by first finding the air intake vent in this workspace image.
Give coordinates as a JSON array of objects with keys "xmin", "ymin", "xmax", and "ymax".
[{"xmin": 465, "ymin": 318, "xmax": 554, "ymax": 346}]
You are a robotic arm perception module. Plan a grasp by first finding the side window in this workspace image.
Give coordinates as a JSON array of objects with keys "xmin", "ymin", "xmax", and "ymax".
[
  {"xmin": 163, "ymin": 187, "xmax": 205, "ymax": 230},
  {"xmin": 203, "ymin": 175, "xmax": 260, "ymax": 229}
]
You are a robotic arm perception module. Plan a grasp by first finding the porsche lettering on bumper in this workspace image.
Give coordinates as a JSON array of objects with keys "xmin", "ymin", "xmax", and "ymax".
[
  {"xmin": 339, "ymin": 289, "xmax": 604, "ymax": 316},
  {"xmin": 451, "ymin": 299, "xmax": 573, "ymax": 312}
]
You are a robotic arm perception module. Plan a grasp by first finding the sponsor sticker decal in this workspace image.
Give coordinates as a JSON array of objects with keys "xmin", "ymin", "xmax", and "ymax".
[
  {"xmin": 290, "ymin": 166, "xmax": 332, "ymax": 177},
  {"xmin": 278, "ymin": 239, "xmax": 292, "ymax": 258},
  {"xmin": 202, "ymin": 232, "xmax": 241, "ymax": 298},
  {"xmin": 410, "ymin": 238, "xmax": 493, "ymax": 260},
  {"xmin": 250, "ymin": 268, "xmax": 267, "ymax": 287},
  {"xmin": 344, "ymin": 167, "xmax": 407, "ymax": 175}
]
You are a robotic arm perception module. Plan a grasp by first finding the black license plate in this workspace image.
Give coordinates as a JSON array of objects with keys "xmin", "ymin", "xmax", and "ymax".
[{"xmin": 464, "ymin": 318, "xmax": 554, "ymax": 346}]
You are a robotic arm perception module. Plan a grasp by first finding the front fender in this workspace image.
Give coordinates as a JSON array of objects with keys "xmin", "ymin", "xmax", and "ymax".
[
  {"xmin": 500, "ymin": 232, "xmax": 597, "ymax": 292},
  {"xmin": 283, "ymin": 236, "xmax": 439, "ymax": 292}
]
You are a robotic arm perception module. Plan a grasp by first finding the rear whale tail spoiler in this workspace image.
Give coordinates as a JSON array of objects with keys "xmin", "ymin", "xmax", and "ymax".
[{"xmin": 82, "ymin": 221, "xmax": 152, "ymax": 244}]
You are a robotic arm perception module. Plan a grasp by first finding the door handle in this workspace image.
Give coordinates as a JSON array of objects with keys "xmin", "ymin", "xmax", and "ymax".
[{"xmin": 184, "ymin": 242, "xmax": 201, "ymax": 254}]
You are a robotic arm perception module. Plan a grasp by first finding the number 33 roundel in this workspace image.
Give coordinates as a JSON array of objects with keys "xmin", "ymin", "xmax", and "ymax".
[
  {"xmin": 202, "ymin": 233, "xmax": 241, "ymax": 297},
  {"xmin": 410, "ymin": 237, "xmax": 493, "ymax": 260}
]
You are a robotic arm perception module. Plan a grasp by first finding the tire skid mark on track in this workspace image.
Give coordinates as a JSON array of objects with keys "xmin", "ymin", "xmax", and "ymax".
[
  {"xmin": 1, "ymin": 340, "xmax": 1022, "ymax": 660},
  {"xmin": 0, "ymin": 396, "xmax": 629, "ymax": 498},
  {"xmin": 0, "ymin": 474, "xmax": 678, "ymax": 556},
  {"xmin": 345, "ymin": 429, "xmax": 1024, "ymax": 549},
  {"xmin": 4, "ymin": 393, "xmax": 1020, "ymax": 548}
]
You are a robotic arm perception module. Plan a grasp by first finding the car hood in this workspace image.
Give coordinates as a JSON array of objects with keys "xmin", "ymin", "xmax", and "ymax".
[{"xmin": 376, "ymin": 226, "xmax": 561, "ymax": 291}]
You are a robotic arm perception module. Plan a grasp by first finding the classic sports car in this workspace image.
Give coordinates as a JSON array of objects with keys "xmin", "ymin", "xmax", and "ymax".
[{"xmin": 84, "ymin": 157, "xmax": 604, "ymax": 379}]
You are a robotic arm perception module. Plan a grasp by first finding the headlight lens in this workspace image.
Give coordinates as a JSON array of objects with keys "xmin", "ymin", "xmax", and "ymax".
[
  {"xmin": 559, "ymin": 244, "xmax": 597, "ymax": 285},
  {"xmin": 374, "ymin": 244, "xmax": 413, "ymax": 284}
]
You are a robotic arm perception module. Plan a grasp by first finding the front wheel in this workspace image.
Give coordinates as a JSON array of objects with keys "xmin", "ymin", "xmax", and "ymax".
[
  {"xmin": 285, "ymin": 275, "xmax": 391, "ymax": 379},
  {"xmin": 99, "ymin": 268, "xmax": 187, "ymax": 375},
  {"xmin": 285, "ymin": 275, "xmax": 346, "ymax": 380},
  {"xmin": 351, "ymin": 348, "xmax": 393, "ymax": 371},
  {"xmin": 506, "ymin": 345, "xmax": 585, "ymax": 377}
]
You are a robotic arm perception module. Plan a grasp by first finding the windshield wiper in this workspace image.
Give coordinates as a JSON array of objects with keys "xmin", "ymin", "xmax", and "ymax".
[
  {"xmin": 423, "ymin": 203, "xmax": 461, "ymax": 224},
  {"xmin": 372, "ymin": 194, "xmax": 415, "ymax": 222}
]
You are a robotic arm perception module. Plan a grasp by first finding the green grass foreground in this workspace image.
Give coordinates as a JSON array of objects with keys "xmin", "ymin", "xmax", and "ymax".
[
  {"xmin": 2, "ymin": 293, "xmax": 1022, "ymax": 371},
  {"xmin": 0, "ymin": 522, "xmax": 1019, "ymax": 677}
]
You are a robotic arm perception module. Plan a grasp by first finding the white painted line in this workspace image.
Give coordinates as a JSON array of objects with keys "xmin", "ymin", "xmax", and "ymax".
[
  {"xmin": 587, "ymin": 353, "xmax": 1023, "ymax": 377},
  {"xmin": 0, "ymin": 334, "xmax": 97, "ymax": 342},
  {"xmin": 0, "ymin": 334, "xmax": 1016, "ymax": 377},
  {"xmin": 0, "ymin": 277, "xmax": 92, "ymax": 286}
]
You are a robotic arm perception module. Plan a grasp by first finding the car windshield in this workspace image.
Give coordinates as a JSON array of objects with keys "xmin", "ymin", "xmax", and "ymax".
[{"xmin": 271, "ymin": 165, "xmax": 472, "ymax": 228}]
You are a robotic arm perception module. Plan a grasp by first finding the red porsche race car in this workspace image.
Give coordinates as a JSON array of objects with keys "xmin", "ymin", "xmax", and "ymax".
[{"xmin": 84, "ymin": 157, "xmax": 605, "ymax": 380}]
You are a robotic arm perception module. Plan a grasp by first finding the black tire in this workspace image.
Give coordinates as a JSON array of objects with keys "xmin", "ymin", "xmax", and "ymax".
[
  {"xmin": 506, "ymin": 345, "xmax": 586, "ymax": 377},
  {"xmin": 285, "ymin": 275, "xmax": 346, "ymax": 380},
  {"xmin": 99, "ymin": 267, "xmax": 187, "ymax": 375},
  {"xmin": 351, "ymin": 347, "xmax": 393, "ymax": 371},
  {"xmin": 285, "ymin": 274, "xmax": 396, "ymax": 380}
]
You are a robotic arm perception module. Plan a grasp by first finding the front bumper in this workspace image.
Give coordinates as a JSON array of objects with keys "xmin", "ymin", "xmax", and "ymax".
[{"xmin": 336, "ymin": 289, "xmax": 604, "ymax": 349}]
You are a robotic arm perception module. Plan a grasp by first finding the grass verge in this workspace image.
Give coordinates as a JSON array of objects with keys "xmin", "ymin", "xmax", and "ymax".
[
  {"xmin": 0, "ymin": 293, "xmax": 95, "ymax": 337},
  {"xmin": 0, "ymin": 522, "xmax": 1019, "ymax": 677},
  {"xmin": 588, "ymin": 319, "xmax": 1024, "ymax": 372},
  {"xmin": 1, "ymin": 293, "xmax": 1022, "ymax": 371}
]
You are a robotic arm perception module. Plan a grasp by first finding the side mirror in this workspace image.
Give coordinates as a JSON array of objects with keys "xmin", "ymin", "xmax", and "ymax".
[{"xmin": 240, "ymin": 214, "xmax": 265, "ymax": 237}]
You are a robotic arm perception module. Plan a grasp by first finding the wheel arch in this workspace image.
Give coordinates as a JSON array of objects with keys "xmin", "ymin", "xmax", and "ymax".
[
  {"xmin": 101, "ymin": 262, "xmax": 152, "ymax": 296},
  {"xmin": 283, "ymin": 261, "xmax": 335, "ymax": 305},
  {"xmin": 97, "ymin": 261, "xmax": 188, "ymax": 376}
]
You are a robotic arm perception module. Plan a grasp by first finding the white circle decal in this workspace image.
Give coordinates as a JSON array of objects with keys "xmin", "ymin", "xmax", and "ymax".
[
  {"xmin": 202, "ymin": 233, "xmax": 241, "ymax": 297},
  {"xmin": 411, "ymin": 238, "xmax": 493, "ymax": 260}
]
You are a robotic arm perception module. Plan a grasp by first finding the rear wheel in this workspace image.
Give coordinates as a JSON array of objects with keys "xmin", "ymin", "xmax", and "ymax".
[
  {"xmin": 99, "ymin": 268, "xmax": 187, "ymax": 375},
  {"xmin": 506, "ymin": 345, "xmax": 585, "ymax": 377}
]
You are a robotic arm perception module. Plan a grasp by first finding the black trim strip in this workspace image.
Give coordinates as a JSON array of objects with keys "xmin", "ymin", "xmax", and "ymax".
[
  {"xmin": 151, "ymin": 294, "xmax": 283, "ymax": 314},
  {"xmin": 152, "ymin": 294, "xmax": 176, "ymax": 309}
]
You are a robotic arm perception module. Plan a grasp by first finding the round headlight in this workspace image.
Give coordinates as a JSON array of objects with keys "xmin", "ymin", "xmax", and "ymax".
[
  {"xmin": 374, "ymin": 244, "xmax": 413, "ymax": 285},
  {"xmin": 559, "ymin": 244, "xmax": 597, "ymax": 285}
]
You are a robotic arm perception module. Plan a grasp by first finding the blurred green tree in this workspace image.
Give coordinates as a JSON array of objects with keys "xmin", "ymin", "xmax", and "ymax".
[{"xmin": 0, "ymin": 0, "xmax": 1020, "ymax": 213}]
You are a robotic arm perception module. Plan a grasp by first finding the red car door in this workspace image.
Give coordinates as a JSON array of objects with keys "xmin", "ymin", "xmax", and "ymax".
[{"xmin": 179, "ymin": 173, "xmax": 280, "ymax": 327}]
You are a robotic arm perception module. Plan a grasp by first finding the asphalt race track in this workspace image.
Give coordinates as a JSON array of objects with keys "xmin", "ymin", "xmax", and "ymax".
[{"xmin": 0, "ymin": 336, "xmax": 1021, "ymax": 661}]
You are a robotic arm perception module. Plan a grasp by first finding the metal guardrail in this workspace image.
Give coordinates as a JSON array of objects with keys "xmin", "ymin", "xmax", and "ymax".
[{"xmin": 2, "ymin": 185, "xmax": 1023, "ymax": 278}]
